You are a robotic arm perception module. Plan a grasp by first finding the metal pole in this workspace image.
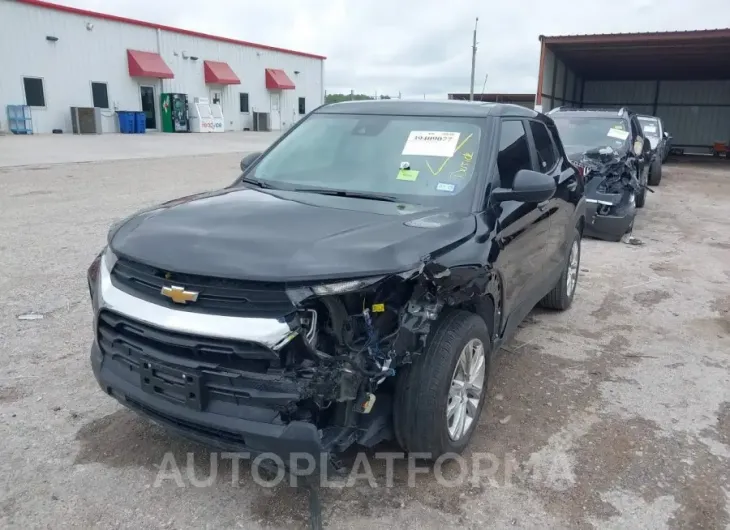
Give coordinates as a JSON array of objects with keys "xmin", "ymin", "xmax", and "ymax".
[
  {"xmin": 469, "ymin": 17, "xmax": 478, "ymax": 101},
  {"xmin": 480, "ymin": 73, "xmax": 488, "ymax": 101}
]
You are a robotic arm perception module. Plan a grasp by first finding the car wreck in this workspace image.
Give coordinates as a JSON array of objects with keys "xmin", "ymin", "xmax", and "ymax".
[
  {"xmin": 550, "ymin": 107, "xmax": 652, "ymax": 241},
  {"xmin": 88, "ymin": 101, "xmax": 585, "ymax": 487}
]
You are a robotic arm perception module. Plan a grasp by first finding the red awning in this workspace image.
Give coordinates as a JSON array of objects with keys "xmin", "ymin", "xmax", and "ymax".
[
  {"xmin": 204, "ymin": 60, "xmax": 241, "ymax": 84},
  {"xmin": 265, "ymin": 68, "xmax": 295, "ymax": 90},
  {"xmin": 127, "ymin": 49, "xmax": 174, "ymax": 79}
]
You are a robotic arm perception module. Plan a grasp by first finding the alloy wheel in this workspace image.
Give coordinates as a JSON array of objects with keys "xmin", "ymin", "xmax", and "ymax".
[{"xmin": 447, "ymin": 338, "xmax": 486, "ymax": 441}]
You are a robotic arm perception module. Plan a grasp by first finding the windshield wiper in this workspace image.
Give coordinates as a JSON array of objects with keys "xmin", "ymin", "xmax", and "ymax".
[
  {"xmin": 240, "ymin": 176, "xmax": 274, "ymax": 189},
  {"xmin": 292, "ymin": 188, "xmax": 400, "ymax": 203}
]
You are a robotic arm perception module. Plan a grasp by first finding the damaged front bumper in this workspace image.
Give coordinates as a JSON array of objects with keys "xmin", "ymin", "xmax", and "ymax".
[
  {"xmin": 584, "ymin": 191, "xmax": 636, "ymax": 241},
  {"xmin": 90, "ymin": 342, "xmax": 337, "ymax": 471},
  {"xmin": 90, "ymin": 252, "xmax": 344, "ymax": 471}
]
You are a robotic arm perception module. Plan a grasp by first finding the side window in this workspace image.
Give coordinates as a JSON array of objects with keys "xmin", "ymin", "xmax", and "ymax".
[
  {"xmin": 528, "ymin": 121, "xmax": 558, "ymax": 172},
  {"xmin": 497, "ymin": 120, "xmax": 532, "ymax": 189}
]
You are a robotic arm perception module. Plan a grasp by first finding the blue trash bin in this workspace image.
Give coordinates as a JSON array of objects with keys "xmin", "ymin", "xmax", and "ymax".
[
  {"xmin": 117, "ymin": 111, "xmax": 134, "ymax": 134},
  {"xmin": 134, "ymin": 112, "xmax": 146, "ymax": 134}
]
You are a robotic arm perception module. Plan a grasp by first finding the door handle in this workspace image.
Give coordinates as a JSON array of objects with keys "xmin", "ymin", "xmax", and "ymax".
[{"xmin": 537, "ymin": 200, "xmax": 549, "ymax": 211}]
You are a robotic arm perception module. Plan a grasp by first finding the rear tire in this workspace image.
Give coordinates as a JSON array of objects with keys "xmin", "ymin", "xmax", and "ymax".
[
  {"xmin": 648, "ymin": 157, "xmax": 662, "ymax": 186},
  {"xmin": 393, "ymin": 310, "xmax": 491, "ymax": 457},
  {"xmin": 540, "ymin": 228, "xmax": 580, "ymax": 310}
]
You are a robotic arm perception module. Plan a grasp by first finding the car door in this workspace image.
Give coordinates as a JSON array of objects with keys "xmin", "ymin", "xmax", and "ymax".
[
  {"xmin": 490, "ymin": 119, "xmax": 551, "ymax": 324},
  {"xmin": 527, "ymin": 119, "xmax": 577, "ymax": 276}
]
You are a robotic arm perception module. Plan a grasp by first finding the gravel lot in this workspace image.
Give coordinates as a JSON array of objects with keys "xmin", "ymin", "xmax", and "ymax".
[{"xmin": 1, "ymin": 148, "xmax": 729, "ymax": 529}]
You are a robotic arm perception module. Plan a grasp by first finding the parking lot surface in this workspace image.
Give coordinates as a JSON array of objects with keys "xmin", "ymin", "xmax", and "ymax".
[
  {"xmin": 1, "ymin": 150, "xmax": 729, "ymax": 529},
  {"xmin": 0, "ymin": 131, "xmax": 279, "ymax": 167}
]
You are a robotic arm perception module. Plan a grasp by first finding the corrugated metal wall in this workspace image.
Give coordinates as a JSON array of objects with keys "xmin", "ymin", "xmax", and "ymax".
[
  {"xmin": 0, "ymin": 1, "xmax": 324, "ymax": 133},
  {"xmin": 538, "ymin": 47, "xmax": 582, "ymax": 112},
  {"xmin": 581, "ymin": 80, "xmax": 730, "ymax": 151}
]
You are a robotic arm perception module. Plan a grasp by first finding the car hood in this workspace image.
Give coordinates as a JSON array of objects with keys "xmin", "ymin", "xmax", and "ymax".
[{"xmin": 109, "ymin": 187, "xmax": 477, "ymax": 282}]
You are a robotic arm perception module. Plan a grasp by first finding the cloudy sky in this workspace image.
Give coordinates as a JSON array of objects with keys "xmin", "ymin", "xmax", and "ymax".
[{"xmin": 55, "ymin": 0, "xmax": 730, "ymax": 98}]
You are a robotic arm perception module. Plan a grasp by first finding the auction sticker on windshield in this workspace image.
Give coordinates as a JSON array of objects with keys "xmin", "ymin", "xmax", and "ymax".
[
  {"xmin": 607, "ymin": 128, "xmax": 630, "ymax": 141},
  {"xmin": 402, "ymin": 131, "xmax": 461, "ymax": 157}
]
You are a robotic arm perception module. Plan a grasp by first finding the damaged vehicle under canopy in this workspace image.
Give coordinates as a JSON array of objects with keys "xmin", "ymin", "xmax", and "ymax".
[
  {"xmin": 88, "ymin": 100, "xmax": 585, "ymax": 475},
  {"xmin": 550, "ymin": 107, "xmax": 652, "ymax": 241}
]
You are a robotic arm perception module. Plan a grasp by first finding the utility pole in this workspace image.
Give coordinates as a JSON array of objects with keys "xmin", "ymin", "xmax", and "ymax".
[{"xmin": 469, "ymin": 17, "xmax": 478, "ymax": 101}]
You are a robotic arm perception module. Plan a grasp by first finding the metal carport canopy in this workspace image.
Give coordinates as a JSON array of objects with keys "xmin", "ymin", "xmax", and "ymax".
[
  {"xmin": 538, "ymin": 29, "xmax": 730, "ymax": 82},
  {"xmin": 536, "ymin": 29, "xmax": 730, "ymax": 153}
]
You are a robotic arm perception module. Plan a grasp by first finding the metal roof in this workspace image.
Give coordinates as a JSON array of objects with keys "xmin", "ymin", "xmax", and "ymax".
[
  {"xmin": 540, "ymin": 28, "xmax": 730, "ymax": 80},
  {"xmin": 15, "ymin": 0, "xmax": 327, "ymax": 60}
]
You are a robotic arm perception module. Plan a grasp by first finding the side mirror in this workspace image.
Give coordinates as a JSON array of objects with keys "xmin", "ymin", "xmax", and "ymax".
[
  {"xmin": 491, "ymin": 169, "xmax": 556, "ymax": 203},
  {"xmin": 663, "ymin": 131, "xmax": 670, "ymax": 139},
  {"xmin": 240, "ymin": 152, "xmax": 262, "ymax": 172}
]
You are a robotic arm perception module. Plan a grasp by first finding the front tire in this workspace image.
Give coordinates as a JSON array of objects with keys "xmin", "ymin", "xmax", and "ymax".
[
  {"xmin": 393, "ymin": 310, "xmax": 491, "ymax": 457},
  {"xmin": 648, "ymin": 157, "xmax": 662, "ymax": 186},
  {"xmin": 540, "ymin": 228, "xmax": 580, "ymax": 310}
]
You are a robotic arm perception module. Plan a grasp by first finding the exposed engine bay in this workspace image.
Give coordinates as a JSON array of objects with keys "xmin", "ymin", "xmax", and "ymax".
[{"xmin": 263, "ymin": 263, "xmax": 498, "ymax": 452}]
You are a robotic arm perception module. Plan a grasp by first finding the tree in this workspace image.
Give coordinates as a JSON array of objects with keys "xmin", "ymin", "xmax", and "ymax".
[
  {"xmin": 325, "ymin": 93, "xmax": 374, "ymax": 104},
  {"xmin": 324, "ymin": 93, "xmax": 395, "ymax": 104}
]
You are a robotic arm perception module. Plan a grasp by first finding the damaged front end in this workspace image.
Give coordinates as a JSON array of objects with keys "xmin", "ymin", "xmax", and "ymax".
[
  {"xmin": 91, "ymin": 244, "xmax": 497, "ymax": 474},
  {"xmin": 265, "ymin": 261, "xmax": 493, "ymax": 464},
  {"xmin": 572, "ymin": 146, "xmax": 640, "ymax": 241}
]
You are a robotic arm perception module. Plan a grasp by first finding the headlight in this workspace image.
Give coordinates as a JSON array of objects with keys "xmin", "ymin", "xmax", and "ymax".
[
  {"xmin": 311, "ymin": 277, "xmax": 384, "ymax": 296},
  {"xmin": 87, "ymin": 249, "xmax": 104, "ymax": 299},
  {"xmin": 87, "ymin": 246, "xmax": 117, "ymax": 303},
  {"xmin": 286, "ymin": 276, "xmax": 385, "ymax": 305}
]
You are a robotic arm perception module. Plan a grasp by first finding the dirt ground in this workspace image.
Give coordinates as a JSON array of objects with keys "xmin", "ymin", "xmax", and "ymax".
[{"xmin": 0, "ymin": 152, "xmax": 729, "ymax": 529}]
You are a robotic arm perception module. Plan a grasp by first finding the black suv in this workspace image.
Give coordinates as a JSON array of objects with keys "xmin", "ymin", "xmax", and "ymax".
[
  {"xmin": 88, "ymin": 101, "xmax": 585, "ymax": 470},
  {"xmin": 549, "ymin": 107, "xmax": 652, "ymax": 241}
]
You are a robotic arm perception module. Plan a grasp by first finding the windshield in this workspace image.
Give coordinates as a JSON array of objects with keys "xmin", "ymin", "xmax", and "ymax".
[
  {"xmin": 246, "ymin": 113, "xmax": 484, "ymax": 211},
  {"xmin": 552, "ymin": 116, "xmax": 630, "ymax": 154},
  {"xmin": 638, "ymin": 117, "xmax": 660, "ymax": 139}
]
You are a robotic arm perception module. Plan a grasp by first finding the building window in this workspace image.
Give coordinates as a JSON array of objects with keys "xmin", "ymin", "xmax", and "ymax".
[
  {"xmin": 298, "ymin": 97, "xmax": 306, "ymax": 114},
  {"xmin": 240, "ymin": 93, "xmax": 249, "ymax": 113},
  {"xmin": 91, "ymin": 82, "xmax": 109, "ymax": 109},
  {"xmin": 23, "ymin": 77, "xmax": 45, "ymax": 107}
]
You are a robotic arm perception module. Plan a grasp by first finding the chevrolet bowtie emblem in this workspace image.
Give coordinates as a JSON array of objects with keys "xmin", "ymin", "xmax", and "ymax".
[{"xmin": 161, "ymin": 285, "xmax": 199, "ymax": 304}]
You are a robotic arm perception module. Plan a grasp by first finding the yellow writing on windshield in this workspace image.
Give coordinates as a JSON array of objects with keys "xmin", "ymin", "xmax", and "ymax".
[
  {"xmin": 425, "ymin": 133, "xmax": 474, "ymax": 176},
  {"xmin": 449, "ymin": 151, "xmax": 474, "ymax": 179}
]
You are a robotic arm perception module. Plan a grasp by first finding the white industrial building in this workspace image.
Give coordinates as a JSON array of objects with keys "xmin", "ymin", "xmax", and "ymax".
[{"xmin": 0, "ymin": 0, "xmax": 326, "ymax": 134}]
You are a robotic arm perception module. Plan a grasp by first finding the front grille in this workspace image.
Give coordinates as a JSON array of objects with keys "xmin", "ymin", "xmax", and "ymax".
[
  {"xmin": 110, "ymin": 257, "xmax": 295, "ymax": 318},
  {"xmin": 97, "ymin": 310, "xmax": 280, "ymax": 372},
  {"xmin": 97, "ymin": 311, "xmax": 302, "ymax": 411}
]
